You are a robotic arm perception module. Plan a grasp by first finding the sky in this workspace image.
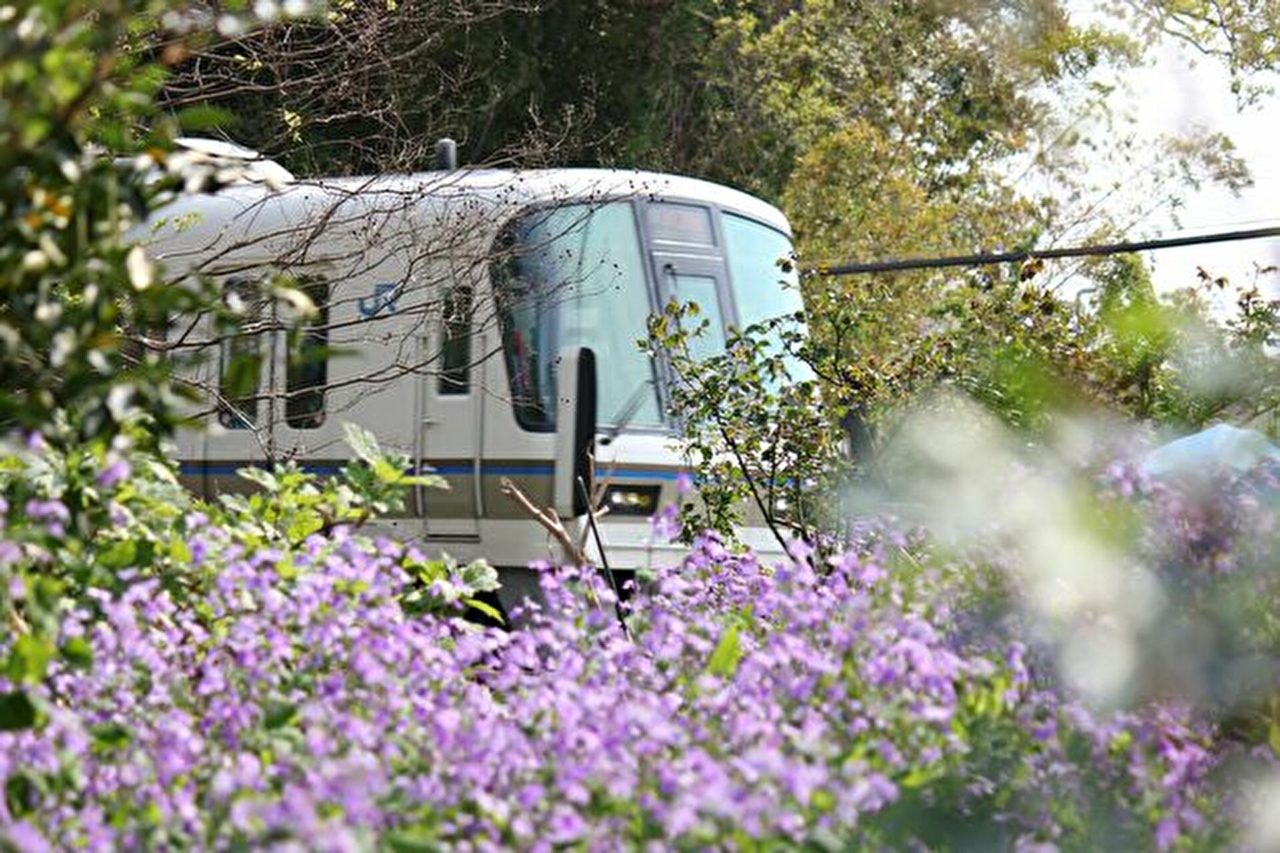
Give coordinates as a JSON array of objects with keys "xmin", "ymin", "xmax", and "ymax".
[{"xmin": 1073, "ymin": 5, "xmax": 1280, "ymax": 302}]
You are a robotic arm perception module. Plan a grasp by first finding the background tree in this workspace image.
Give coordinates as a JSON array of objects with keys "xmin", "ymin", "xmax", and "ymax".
[
  {"xmin": 153, "ymin": 0, "xmax": 1277, "ymax": 463},
  {"xmin": 159, "ymin": 0, "xmax": 620, "ymax": 175},
  {"xmin": 1116, "ymin": 0, "xmax": 1280, "ymax": 102}
]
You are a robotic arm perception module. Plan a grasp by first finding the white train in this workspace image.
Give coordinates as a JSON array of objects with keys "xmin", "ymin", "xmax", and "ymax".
[{"xmin": 145, "ymin": 142, "xmax": 802, "ymax": 604}]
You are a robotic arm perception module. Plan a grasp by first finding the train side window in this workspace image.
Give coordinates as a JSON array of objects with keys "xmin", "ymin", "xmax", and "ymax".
[
  {"xmin": 439, "ymin": 284, "xmax": 472, "ymax": 395},
  {"xmin": 218, "ymin": 278, "xmax": 264, "ymax": 430},
  {"xmin": 285, "ymin": 278, "xmax": 329, "ymax": 429}
]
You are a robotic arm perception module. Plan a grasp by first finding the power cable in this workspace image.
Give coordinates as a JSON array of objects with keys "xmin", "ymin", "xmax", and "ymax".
[{"xmin": 806, "ymin": 225, "xmax": 1280, "ymax": 278}]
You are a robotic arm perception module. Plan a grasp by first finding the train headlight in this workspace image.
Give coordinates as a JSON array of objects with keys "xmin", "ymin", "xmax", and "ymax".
[{"xmin": 602, "ymin": 484, "xmax": 661, "ymax": 516}]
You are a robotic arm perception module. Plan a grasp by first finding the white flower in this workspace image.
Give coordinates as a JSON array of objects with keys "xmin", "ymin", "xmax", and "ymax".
[
  {"xmin": 126, "ymin": 246, "xmax": 155, "ymax": 290},
  {"xmin": 275, "ymin": 285, "xmax": 317, "ymax": 320},
  {"xmin": 21, "ymin": 250, "xmax": 48, "ymax": 272},
  {"xmin": 50, "ymin": 330, "xmax": 75, "ymax": 368},
  {"xmin": 16, "ymin": 13, "xmax": 44, "ymax": 42},
  {"xmin": 35, "ymin": 301, "xmax": 62, "ymax": 324},
  {"xmin": 38, "ymin": 233, "xmax": 66, "ymax": 266},
  {"xmin": 217, "ymin": 14, "xmax": 246, "ymax": 36},
  {"xmin": 253, "ymin": 0, "xmax": 279, "ymax": 21},
  {"xmin": 107, "ymin": 385, "xmax": 134, "ymax": 421}
]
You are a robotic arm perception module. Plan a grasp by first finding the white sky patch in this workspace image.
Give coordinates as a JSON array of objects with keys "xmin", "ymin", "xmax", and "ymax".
[
  {"xmin": 1136, "ymin": 41, "xmax": 1279, "ymax": 296},
  {"xmin": 1070, "ymin": 2, "xmax": 1280, "ymax": 300}
]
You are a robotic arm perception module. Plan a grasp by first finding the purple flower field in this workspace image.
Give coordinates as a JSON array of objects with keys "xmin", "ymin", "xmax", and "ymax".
[{"xmin": 1, "ymin": 435, "xmax": 1278, "ymax": 850}]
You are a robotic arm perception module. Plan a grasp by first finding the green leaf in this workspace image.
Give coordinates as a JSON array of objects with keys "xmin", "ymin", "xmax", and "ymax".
[
  {"xmin": 4, "ymin": 772, "xmax": 36, "ymax": 818},
  {"xmin": 99, "ymin": 538, "xmax": 138, "ymax": 569},
  {"xmin": 1108, "ymin": 730, "xmax": 1133, "ymax": 756},
  {"xmin": 342, "ymin": 422, "xmax": 381, "ymax": 466},
  {"xmin": 0, "ymin": 692, "xmax": 37, "ymax": 732},
  {"xmin": 60, "ymin": 636, "xmax": 93, "ymax": 670},
  {"xmin": 264, "ymin": 701, "xmax": 298, "ymax": 730},
  {"xmin": 461, "ymin": 559, "xmax": 500, "ymax": 593},
  {"xmin": 385, "ymin": 829, "xmax": 438, "ymax": 852},
  {"xmin": 34, "ymin": 577, "xmax": 62, "ymax": 610},
  {"xmin": 237, "ymin": 466, "xmax": 280, "ymax": 492},
  {"xmin": 400, "ymin": 472, "xmax": 449, "ymax": 490},
  {"xmin": 899, "ymin": 766, "xmax": 937, "ymax": 789},
  {"xmin": 168, "ymin": 536, "xmax": 193, "ymax": 564},
  {"xmin": 90, "ymin": 722, "xmax": 131, "ymax": 751},
  {"xmin": 6, "ymin": 636, "xmax": 54, "ymax": 684},
  {"xmin": 706, "ymin": 623, "xmax": 743, "ymax": 678},
  {"xmin": 371, "ymin": 456, "xmax": 405, "ymax": 484},
  {"xmin": 177, "ymin": 104, "xmax": 234, "ymax": 133},
  {"xmin": 464, "ymin": 597, "xmax": 504, "ymax": 624},
  {"xmin": 407, "ymin": 559, "xmax": 447, "ymax": 583}
]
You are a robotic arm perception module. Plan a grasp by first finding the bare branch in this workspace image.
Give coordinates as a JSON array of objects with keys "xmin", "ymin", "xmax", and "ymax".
[{"xmin": 498, "ymin": 476, "xmax": 590, "ymax": 567}]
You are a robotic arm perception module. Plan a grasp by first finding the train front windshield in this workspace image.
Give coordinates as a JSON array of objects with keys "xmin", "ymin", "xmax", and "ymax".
[{"xmin": 494, "ymin": 199, "xmax": 802, "ymax": 433}]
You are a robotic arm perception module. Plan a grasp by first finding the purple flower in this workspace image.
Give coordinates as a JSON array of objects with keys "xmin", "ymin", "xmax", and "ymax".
[
  {"xmin": 97, "ymin": 457, "xmax": 131, "ymax": 489},
  {"xmin": 1155, "ymin": 817, "xmax": 1179, "ymax": 851},
  {"xmin": 23, "ymin": 498, "xmax": 68, "ymax": 524},
  {"xmin": 650, "ymin": 502, "xmax": 682, "ymax": 542},
  {"xmin": 547, "ymin": 806, "xmax": 587, "ymax": 844},
  {"xmin": 23, "ymin": 498, "xmax": 69, "ymax": 536},
  {"xmin": 2, "ymin": 822, "xmax": 51, "ymax": 853},
  {"xmin": 0, "ymin": 540, "xmax": 24, "ymax": 566}
]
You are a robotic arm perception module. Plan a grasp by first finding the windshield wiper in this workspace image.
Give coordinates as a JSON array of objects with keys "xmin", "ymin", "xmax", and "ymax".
[{"xmin": 599, "ymin": 379, "xmax": 654, "ymax": 446}]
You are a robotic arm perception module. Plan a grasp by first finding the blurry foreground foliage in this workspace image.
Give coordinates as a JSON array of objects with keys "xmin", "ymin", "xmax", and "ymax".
[
  {"xmin": 0, "ymin": 0, "xmax": 328, "ymax": 448},
  {"xmin": 0, "ymin": 0, "xmax": 201, "ymax": 445},
  {"xmin": 1116, "ymin": 0, "xmax": 1280, "ymax": 103},
  {"xmin": 658, "ymin": 251, "xmax": 1278, "ymax": 550}
]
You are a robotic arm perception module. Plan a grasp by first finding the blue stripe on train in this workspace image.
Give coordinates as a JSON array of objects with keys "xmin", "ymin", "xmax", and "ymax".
[{"xmin": 178, "ymin": 461, "xmax": 684, "ymax": 481}]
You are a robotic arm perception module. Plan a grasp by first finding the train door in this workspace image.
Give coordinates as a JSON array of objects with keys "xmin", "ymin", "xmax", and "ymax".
[
  {"xmin": 420, "ymin": 281, "xmax": 483, "ymax": 541},
  {"xmin": 267, "ymin": 267, "xmax": 425, "ymax": 537},
  {"xmin": 651, "ymin": 253, "xmax": 733, "ymax": 358},
  {"xmin": 642, "ymin": 199, "xmax": 733, "ymax": 356},
  {"xmin": 198, "ymin": 274, "xmax": 282, "ymax": 496}
]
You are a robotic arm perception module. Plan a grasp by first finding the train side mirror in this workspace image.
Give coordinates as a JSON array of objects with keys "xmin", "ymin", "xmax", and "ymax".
[{"xmin": 554, "ymin": 346, "xmax": 597, "ymax": 519}]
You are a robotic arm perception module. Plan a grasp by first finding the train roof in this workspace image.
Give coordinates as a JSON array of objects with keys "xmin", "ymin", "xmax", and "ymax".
[
  {"xmin": 144, "ymin": 167, "xmax": 791, "ymax": 272},
  {"xmin": 314, "ymin": 168, "xmax": 792, "ymax": 235}
]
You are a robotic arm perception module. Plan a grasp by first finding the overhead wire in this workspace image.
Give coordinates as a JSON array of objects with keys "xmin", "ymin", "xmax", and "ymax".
[{"xmin": 806, "ymin": 225, "xmax": 1280, "ymax": 278}]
